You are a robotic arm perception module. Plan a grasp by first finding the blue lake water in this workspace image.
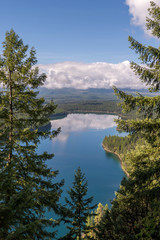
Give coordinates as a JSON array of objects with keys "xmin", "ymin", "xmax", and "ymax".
[{"xmin": 39, "ymin": 113, "xmax": 125, "ymax": 237}]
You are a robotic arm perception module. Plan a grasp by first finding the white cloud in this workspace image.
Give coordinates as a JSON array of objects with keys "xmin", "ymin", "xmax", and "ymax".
[
  {"xmin": 39, "ymin": 61, "xmax": 145, "ymax": 90},
  {"xmin": 51, "ymin": 114, "xmax": 117, "ymax": 142},
  {"xmin": 125, "ymin": 0, "xmax": 159, "ymax": 35}
]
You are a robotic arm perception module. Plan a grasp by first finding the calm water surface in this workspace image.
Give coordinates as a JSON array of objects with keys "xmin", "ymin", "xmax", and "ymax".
[{"xmin": 39, "ymin": 113, "xmax": 126, "ymax": 236}]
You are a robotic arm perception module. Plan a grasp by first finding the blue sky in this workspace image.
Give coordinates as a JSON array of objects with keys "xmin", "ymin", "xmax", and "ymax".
[{"xmin": 0, "ymin": 0, "xmax": 159, "ymax": 89}]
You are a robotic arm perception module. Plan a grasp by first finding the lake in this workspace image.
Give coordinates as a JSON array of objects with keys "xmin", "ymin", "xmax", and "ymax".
[{"xmin": 39, "ymin": 113, "xmax": 126, "ymax": 237}]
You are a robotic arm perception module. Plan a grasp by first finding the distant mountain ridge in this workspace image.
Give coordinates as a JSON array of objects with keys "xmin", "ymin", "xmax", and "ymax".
[{"xmin": 38, "ymin": 87, "xmax": 154, "ymax": 103}]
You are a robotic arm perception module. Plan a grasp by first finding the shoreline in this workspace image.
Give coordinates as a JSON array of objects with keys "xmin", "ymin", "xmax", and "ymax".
[
  {"xmin": 102, "ymin": 143, "xmax": 129, "ymax": 177},
  {"xmin": 68, "ymin": 110, "xmax": 123, "ymax": 118},
  {"xmin": 53, "ymin": 110, "xmax": 123, "ymax": 117}
]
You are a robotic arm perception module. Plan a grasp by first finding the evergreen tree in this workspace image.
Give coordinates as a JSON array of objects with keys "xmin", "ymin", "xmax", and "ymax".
[
  {"xmin": 94, "ymin": 1, "xmax": 160, "ymax": 239},
  {"xmin": 95, "ymin": 206, "xmax": 115, "ymax": 240},
  {"xmin": 113, "ymin": 0, "xmax": 160, "ymax": 181},
  {"xmin": 94, "ymin": 203, "xmax": 105, "ymax": 226},
  {"xmin": 0, "ymin": 29, "xmax": 64, "ymax": 239},
  {"xmin": 85, "ymin": 211, "xmax": 94, "ymax": 239},
  {"xmin": 112, "ymin": 1, "xmax": 160, "ymax": 239},
  {"xmin": 85, "ymin": 203, "xmax": 110, "ymax": 240},
  {"xmin": 85, "ymin": 203, "xmax": 104, "ymax": 240},
  {"xmin": 61, "ymin": 167, "xmax": 96, "ymax": 240}
]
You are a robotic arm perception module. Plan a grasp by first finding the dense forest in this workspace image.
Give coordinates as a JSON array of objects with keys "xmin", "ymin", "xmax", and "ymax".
[
  {"xmin": 103, "ymin": 135, "xmax": 138, "ymax": 155},
  {"xmin": 102, "ymin": 135, "xmax": 140, "ymax": 174},
  {"xmin": 40, "ymin": 87, "xmax": 154, "ymax": 117},
  {"xmin": 0, "ymin": 1, "xmax": 160, "ymax": 239},
  {"xmin": 43, "ymin": 88, "xmax": 156, "ymax": 119},
  {"xmin": 55, "ymin": 100, "xmax": 121, "ymax": 114},
  {"xmin": 52, "ymin": 100, "xmax": 144, "ymax": 121}
]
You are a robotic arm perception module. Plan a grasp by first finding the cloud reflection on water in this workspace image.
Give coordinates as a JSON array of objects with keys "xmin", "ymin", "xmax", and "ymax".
[{"xmin": 51, "ymin": 114, "xmax": 118, "ymax": 143}]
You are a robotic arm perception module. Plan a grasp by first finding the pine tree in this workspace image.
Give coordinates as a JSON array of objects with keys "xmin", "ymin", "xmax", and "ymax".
[
  {"xmin": 113, "ymin": 0, "xmax": 160, "ymax": 177},
  {"xmin": 110, "ymin": 1, "xmax": 160, "ymax": 239},
  {"xmin": 86, "ymin": 203, "xmax": 109, "ymax": 240},
  {"xmin": 95, "ymin": 205, "xmax": 115, "ymax": 240},
  {"xmin": 85, "ymin": 212, "xmax": 94, "ymax": 239},
  {"xmin": 94, "ymin": 2, "xmax": 160, "ymax": 239},
  {"xmin": 61, "ymin": 167, "xmax": 96, "ymax": 240},
  {"xmin": 114, "ymin": 1, "xmax": 160, "ymax": 141},
  {"xmin": 0, "ymin": 29, "xmax": 64, "ymax": 239}
]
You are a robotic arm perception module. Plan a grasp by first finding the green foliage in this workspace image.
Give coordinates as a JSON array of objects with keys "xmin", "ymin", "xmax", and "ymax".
[
  {"xmin": 91, "ymin": 2, "xmax": 160, "ymax": 239},
  {"xmin": 61, "ymin": 167, "xmax": 96, "ymax": 240},
  {"xmin": 102, "ymin": 135, "xmax": 145, "ymax": 174},
  {"xmin": 56, "ymin": 100, "xmax": 122, "ymax": 115},
  {"xmin": 84, "ymin": 203, "xmax": 109, "ymax": 240},
  {"xmin": 103, "ymin": 135, "xmax": 138, "ymax": 155},
  {"xmin": 94, "ymin": 206, "xmax": 115, "ymax": 240},
  {"xmin": 146, "ymin": 1, "xmax": 160, "ymax": 38},
  {"xmin": 0, "ymin": 29, "xmax": 64, "ymax": 239},
  {"xmin": 40, "ymin": 87, "xmax": 156, "ymax": 118}
]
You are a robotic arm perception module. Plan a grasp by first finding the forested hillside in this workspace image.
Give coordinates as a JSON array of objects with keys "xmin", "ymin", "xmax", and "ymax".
[{"xmin": 39, "ymin": 87, "xmax": 157, "ymax": 117}]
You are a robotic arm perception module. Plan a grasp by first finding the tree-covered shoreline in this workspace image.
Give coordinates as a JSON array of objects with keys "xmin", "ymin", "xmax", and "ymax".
[
  {"xmin": 102, "ymin": 140, "xmax": 129, "ymax": 177},
  {"xmin": 102, "ymin": 135, "xmax": 143, "ymax": 176}
]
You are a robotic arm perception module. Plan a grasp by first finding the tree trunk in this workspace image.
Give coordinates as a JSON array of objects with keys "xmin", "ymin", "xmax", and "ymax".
[
  {"xmin": 78, "ymin": 207, "xmax": 81, "ymax": 240},
  {"xmin": 9, "ymin": 69, "xmax": 13, "ymax": 163},
  {"xmin": 4, "ymin": 69, "xmax": 13, "ymax": 238}
]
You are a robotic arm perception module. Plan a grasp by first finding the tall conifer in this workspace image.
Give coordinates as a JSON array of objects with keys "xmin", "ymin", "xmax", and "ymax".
[
  {"xmin": 0, "ymin": 29, "xmax": 63, "ymax": 239},
  {"xmin": 94, "ymin": 2, "xmax": 160, "ymax": 239},
  {"xmin": 62, "ymin": 167, "xmax": 96, "ymax": 240},
  {"xmin": 112, "ymin": 1, "xmax": 160, "ymax": 238}
]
